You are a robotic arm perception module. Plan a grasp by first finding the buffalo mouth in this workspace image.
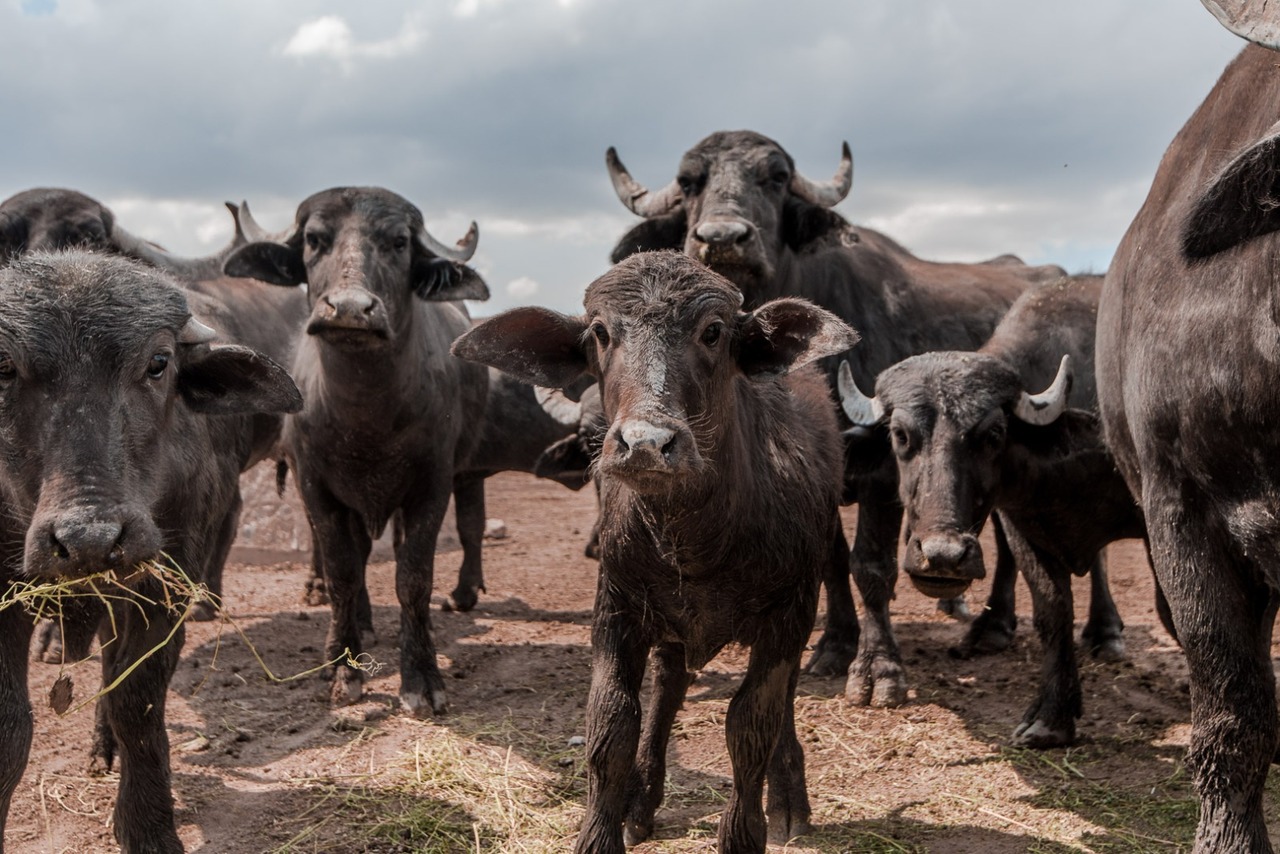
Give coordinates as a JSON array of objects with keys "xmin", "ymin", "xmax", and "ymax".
[
  {"xmin": 306, "ymin": 318, "xmax": 391, "ymax": 347},
  {"xmin": 906, "ymin": 573, "xmax": 973, "ymax": 600}
]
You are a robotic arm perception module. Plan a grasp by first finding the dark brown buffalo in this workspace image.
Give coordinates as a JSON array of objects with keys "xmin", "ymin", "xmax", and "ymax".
[
  {"xmin": 0, "ymin": 188, "xmax": 309, "ymax": 630},
  {"xmin": 606, "ymin": 130, "xmax": 1065, "ymax": 706},
  {"xmin": 223, "ymin": 186, "xmax": 489, "ymax": 716},
  {"xmin": 453, "ymin": 251, "xmax": 855, "ymax": 853},
  {"xmin": 844, "ymin": 276, "xmax": 1142, "ymax": 747},
  {"xmin": 0, "ymin": 252, "xmax": 300, "ymax": 854},
  {"xmin": 1097, "ymin": 5, "xmax": 1280, "ymax": 848}
]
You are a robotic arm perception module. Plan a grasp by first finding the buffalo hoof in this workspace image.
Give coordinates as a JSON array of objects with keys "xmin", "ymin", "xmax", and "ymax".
[
  {"xmin": 950, "ymin": 614, "xmax": 1017, "ymax": 659},
  {"xmin": 767, "ymin": 811, "xmax": 812, "ymax": 846},
  {"xmin": 330, "ymin": 669, "xmax": 364, "ymax": 707},
  {"xmin": 1082, "ymin": 627, "xmax": 1126, "ymax": 663},
  {"xmin": 189, "ymin": 600, "xmax": 218, "ymax": 622},
  {"xmin": 401, "ymin": 687, "xmax": 448, "ymax": 718},
  {"xmin": 32, "ymin": 619, "xmax": 64, "ymax": 664},
  {"xmin": 302, "ymin": 577, "xmax": 330, "ymax": 607},
  {"xmin": 442, "ymin": 585, "xmax": 481, "ymax": 613},
  {"xmin": 623, "ymin": 820, "xmax": 653, "ymax": 847},
  {"xmin": 1012, "ymin": 718, "xmax": 1074, "ymax": 749},
  {"xmin": 805, "ymin": 637, "xmax": 856, "ymax": 678},
  {"xmin": 936, "ymin": 596, "xmax": 973, "ymax": 621},
  {"xmin": 845, "ymin": 656, "xmax": 908, "ymax": 708},
  {"xmin": 583, "ymin": 540, "xmax": 600, "ymax": 560}
]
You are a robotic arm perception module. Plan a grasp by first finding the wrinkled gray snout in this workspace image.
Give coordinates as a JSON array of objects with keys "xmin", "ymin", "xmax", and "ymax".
[
  {"xmin": 600, "ymin": 416, "xmax": 700, "ymax": 490},
  {"xmin": 693, "ymin": 219, "xmax": 753, "ymax": 247},
  {"xmin": 27, "ymin": 504, "xmax": 159, "ymax": 578},
  {"xmin": 308, "ymin": 287, "xmax": 390, "ymax": 338}
]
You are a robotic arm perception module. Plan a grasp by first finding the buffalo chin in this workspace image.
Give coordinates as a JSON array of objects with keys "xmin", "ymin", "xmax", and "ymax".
[{"xmin": 907, "ymin": 573, "xmax": 972, "ymax": 600}]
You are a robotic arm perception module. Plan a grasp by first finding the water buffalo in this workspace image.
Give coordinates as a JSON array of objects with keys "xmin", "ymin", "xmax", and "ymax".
[
  {"xmin": 0, "ymin": 251, "xmax": 300, "ymax": 854},
  {"xmin": 453, "ymin": 251, "xmax": 854, "ymax": 853},
  {"xmin": 842, "ymin": 276, "xmax": 1142, "ymax": 747},
  {"xmin": 606, "ymin": 130, "xmax": 1066, "ymax": 705},
  {"xmin": 223, "ymin": 186, "xmax": 489, "ymax": 716},
  {"xmin": 1097, "ymin": 4, "xmax": 1280, "ymax": 848},
  {"xmin": 0, "ymin": 188, "xmax": 309, "ymax": 631}
]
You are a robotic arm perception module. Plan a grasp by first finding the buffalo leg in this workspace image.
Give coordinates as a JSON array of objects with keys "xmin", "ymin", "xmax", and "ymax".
[
  {"xmin": 445, "ymin": 471, "xmax": 486, "ymax": 612},
  {"xmin": 1009, "ymin": 526, "xmax": 1080, "ymax": 748},
  {"xmin": 623, "ymin": 642, "xmax": 694, "ymax": 846},
  {"xmin": 805, "ymin": 523, "xmax": 858, "ymax": 676},
  {"xmin": 846, "ymin": 480, "xmax": 908, "ymax": 707},
  {"xmin": 952, "ymin": 511, "xmax": 1018, "ymax": 658},
  {"xmin": 306, "ymin": 484, "xmax": 373, "ymax": 707},
  {"xmin": 32, "ymin": 596, "xmax": 102, "ymax": 665},
  {"xmin": 191, "ymin": 491, "xmax": 241, "ymax": 622},
  {"xmin": 1080, "ymin": 551, "xmax": 1125, "ymax": 661},
  {"xmin": 0, "ymin": 607, "xmax": 34, "ymax": 843},
  {"xmin": 101, "ymin": 589, "xmax": 184, "ymax": 854},
  {"xmin": 395, "ymin": 480, "xmax": 453, "ymax": 717},
  {"xmin": 1148, "ymin": 503, "xmax": 1277, "ymax": 853},
  {"xmin": 765, "ymin": 661, "xmax": 811, "ymax": 845},
  {"xmin": 722, "ymin": 641, "xmax": 809, "ymax": 852},
  {"xmin": 575, "ymin": 597, "xmax": 647, "ymax": 854}
]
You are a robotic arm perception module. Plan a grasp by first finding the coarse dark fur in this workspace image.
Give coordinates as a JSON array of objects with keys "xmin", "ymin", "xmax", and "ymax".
[
  {"xmin": 608, "ymin": 129, "xmax": 1067, "ymax": 706},
  {"xmin": 0, "ymin": 187, "xmax": 309, "ymax": 631},
  {"xmin": 1098, "ymin": 36, "xmax": 1280, "ymax": 852},
  {"xmin": 223, "ymin": 186, "xmax": 490, "ymax": 717},
  {"xmin": 0, "ymin": 252, "xmax": 300, "ymax": 854},
  {"xmin": 452, "ymin": 252, "xmax": 855, "ymax": 853},
  {"xmin": 871, "ymin": 276, "xmax": 1145, "ymax": 748}
]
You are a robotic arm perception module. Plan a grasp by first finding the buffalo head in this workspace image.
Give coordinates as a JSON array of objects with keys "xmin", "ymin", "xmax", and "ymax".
[
  {"xmin": 840, "ymin": 354, "xmax": 1075, "ymax": 599},
  {"xmin": 0, "ymin": 252, "xmax": 301, "ymax": 579},
  {"xmin": 607, "ymin": 131, "xmax": 852, "ymax": 300},
  {"xmin": 224, "ymin": 187, "xmax": 488, "ymax": 351},
  {"xmin": 453, "ymin": 251, "xmax": 856, "ymax": 496}
]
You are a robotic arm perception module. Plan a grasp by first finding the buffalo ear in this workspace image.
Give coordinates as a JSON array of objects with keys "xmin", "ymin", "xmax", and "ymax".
[
  {"xmin": 179, "ymin": 345, "xmax": 303, "ymax": 415},
  {"xmin": 737, "ymin": 298, "xmax": 859, "ymax": 377},
  {"xmin": 533, "ymin": 435, "xmax": 594, "ymax": 490},
  {"xmin": 1184, "ymin": 121, "xmax": 1280, "ymax": 259},
  {"xmin": 609, "ymin": 212, "xmax": 688, "ymax": 264},
  {"xmin": 452, "ymin": 307, "xmax": 589, "ymax": 389},
  {"xmin": 782, "ymin": 199, "xmax": 849, "ymax": 252},
  {"xmin": 411, "ymin": 257, "xmax": 490, "ymax": 302},
  {"xmin": 223, "ymin": 242, "xmax": 306, "ymax": 286}
]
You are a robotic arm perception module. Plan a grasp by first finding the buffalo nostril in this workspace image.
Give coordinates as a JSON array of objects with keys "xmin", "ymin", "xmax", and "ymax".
[
  {"xmin": 661, "ymin": 434, "xmax": 678, "ymax": 460},
  {"xmin": 49, "ymin": 530, "xmax": 69, "ymax": 560}
]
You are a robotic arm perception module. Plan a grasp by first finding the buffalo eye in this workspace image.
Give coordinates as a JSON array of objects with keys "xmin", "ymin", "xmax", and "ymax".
[
  {"xmin": 0, "ymin": 353, "xmax": 14, "ymax": 381},
  {"xmin": 890, "ymin": 424, "xmax": 917, "ymax": 459},
  {"xmin": 392, "ymin": 235, "xmax": 409, "ymax": 252},
  {"xmin": 767, "ymin": 168, "xmax": 790, "ymax": 188},
  {"xmin": 677, "ymin": 174, "xmax": 702, "ymax": 197},
  {"xmin": 701, "ymin": 322, "xmax": 723, "ymax": 347},
  {"xmin": 591, "ymin": 322, "xmax": 610, "ymax": 348},
  {"xmin": 146, "ymin": 353, "xmax": 170, "ymax": 380},
  {"xmin": 305, "ymin": 231, "xmax": 330, "ymax": 253}
]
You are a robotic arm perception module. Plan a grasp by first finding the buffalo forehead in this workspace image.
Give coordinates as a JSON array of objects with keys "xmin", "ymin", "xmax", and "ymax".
[
  {"xmin": 586, "ymin": 252, "xmax": 742, "ymax": 330},
  {"xmin": 299, "ymin": 187, "xmax": 423, "ymax": 232},
  {"xmin": 880, "ymin": 352, "xmax": 1022, "ymax": 424},
  {"xmin": 0, "ymin": 252, "xmax": 190, "ymax": 361}
]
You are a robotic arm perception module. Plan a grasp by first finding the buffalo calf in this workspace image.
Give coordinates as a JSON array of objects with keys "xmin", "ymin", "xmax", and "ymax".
[
  {"xmin": 224, "ymin": 187, "xmax": 490, "ymax": 716},
  {"xmin": 0, "ymin": 252, "xmax": 300, "ymax": 854},
  {"xmin": 453, "ymin": 251, "xmax": 855, "ymax": 853}
]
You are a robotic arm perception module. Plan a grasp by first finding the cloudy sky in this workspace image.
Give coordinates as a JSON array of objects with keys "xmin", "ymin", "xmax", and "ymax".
[{"xmin": 0, "ymin": 0, "xmax": 1243, "ymax": 314}]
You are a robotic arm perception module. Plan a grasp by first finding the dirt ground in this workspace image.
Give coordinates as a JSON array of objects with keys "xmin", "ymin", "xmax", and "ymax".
[{"xmin": 5, "ymin": 465, "xmax": 1280, "ymax": 853}]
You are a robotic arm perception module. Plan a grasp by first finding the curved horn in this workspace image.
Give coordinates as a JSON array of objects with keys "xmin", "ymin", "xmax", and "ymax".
[
  {"xmin": 179, "ymin": 316, "xmax": 218, "ymax": 345},
  {"xmin": 417, "ymin": 220, "xmax": 478, "ymax": 263},
  {"xmin": 108, "ymin": 219, "xmax": 237, "ymax": 281},
  {"xmin": 224, "ymin": 202, "xmax": 248, "ymax": 246},
  {"xmin": 1013, "ymin": 355, "xmax": 1073, "ymax": 426},
  {"xmin": 838, "ymin": 360, "xmax": 882, "ymax": 426},
  {"xmin": 1200, "ymin": 0, "xmax": 1280, "ymax": 49},
  {"xmin": 234, "ymin": 200, "xmax": 276, "ymax": 243},
  {"xmin": 789, "ymin": 141, "xmax": 854, "ymax": 208},
  {"xmin": 534, "ymin": 386, "xmax": 583, "ymax": 426},
  {"xmin": 605, "ymin": 147, "xmax": 682, "ymax": 218}
]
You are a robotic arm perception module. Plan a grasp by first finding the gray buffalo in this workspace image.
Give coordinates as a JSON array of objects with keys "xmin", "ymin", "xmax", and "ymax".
[
  {"xmin": 1097, "ymin": 3, "xmax": 1280, "ymax": 849},
  {"xmin": 224, "ymin": 186, "xmax": 489, "ymax": 716},
  {"xmin": 843, "ymin": 276, "xmax": 1142, "ymax": 747},
  {"xmin": 0, "ymin": 252, "xmax": 300, "ymax": 854},
  {"xmin": 606, "ymin": 130, "xmax": 1065, "ymax": 705},
  {"xmin": 453, "ymin": 251, "xmax": 854, "ymax": 853}
]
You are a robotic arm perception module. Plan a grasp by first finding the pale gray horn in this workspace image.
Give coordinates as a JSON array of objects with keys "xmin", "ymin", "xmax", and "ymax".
[
  {"xmin": 417, "ymin": 220, "xmax": 478, "ymax": 263},
  {"xmin": 1013, "ymin": 355, "xmax": 1073, "ymax": 426},
  {"xmin": 235, "ymin": 200, "xmax": 273, "ymax": 243},
  {"xmin": 1201, "ymin": 0, "xmax": 1280, "ymax": 49},
  {"xmin": 789, "ymin": 141, "xmax": 854, "ymax": 208},
  {"xmin": 606, "ymin": 147, "xmax": 683, "ymax": 218},
  {"xmin": 178, "ymin": 316, "xmax": 218, "ymax": 344},
  {"xmin": 108, "ymin": 219, "xmax": 234, "ymax": 280},
  {"xmin": 534, "ymin": 386, "xmax": 583, "ymax": 426},
  {"xmin": 838, "ymin": 360, "xmax": 882, "ymax": 426}
]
